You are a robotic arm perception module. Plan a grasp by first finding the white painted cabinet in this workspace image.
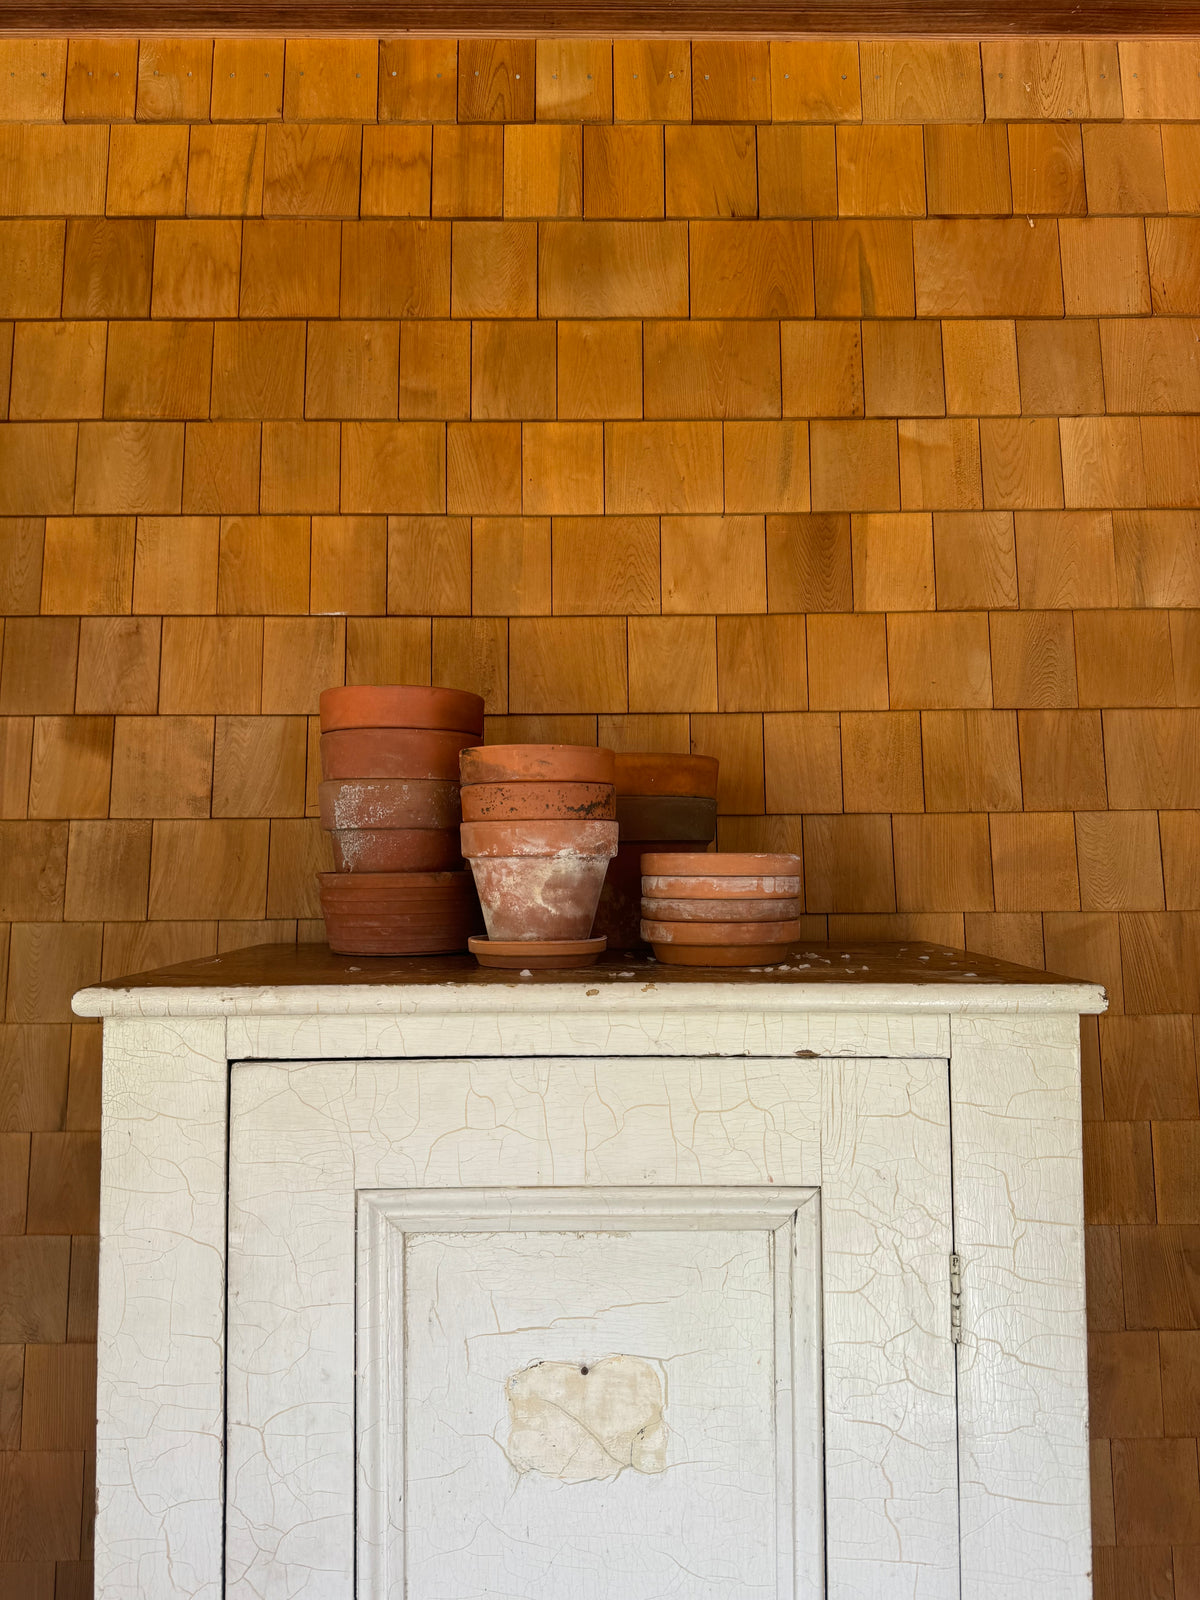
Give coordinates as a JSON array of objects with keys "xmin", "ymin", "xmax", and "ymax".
[{"xmin": 75, "ymin": 943, "xmax": 1105, "ymax": 1600}]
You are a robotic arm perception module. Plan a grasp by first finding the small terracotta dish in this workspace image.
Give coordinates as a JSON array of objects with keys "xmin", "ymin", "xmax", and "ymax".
[
  {"xmin": 640, "ymin": 851, "xmax": 801, "ymax": 877},
  {"xmin": 319, "ymin": 684, "xmax": 484, "ymax": 735},
  {"xmin": 469, "ymin": 935, "xmax": 606, "ymax": 970},
  {"xmin": 648, "ymin": 943, "xmax": 793, "ymax": 968},
  {"xmin": 641, "ymin": 918, "xmax": 803, "ymax": 946},
  {"xmin": 641, "ymin": 872, "xmax": 801, "ymax": 899},
  {"xmin": 640, "ymin": 896, "xmax": 802, "ymax": 923},
  {"xmin": 460, "ymin": 744, "xmax": 616, "ymax": 787}
]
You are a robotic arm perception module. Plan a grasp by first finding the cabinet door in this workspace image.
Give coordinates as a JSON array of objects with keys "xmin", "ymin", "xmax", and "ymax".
[{"xmin": 225, "ymin": 1055, "xmax": 957, "ymax": 1600}]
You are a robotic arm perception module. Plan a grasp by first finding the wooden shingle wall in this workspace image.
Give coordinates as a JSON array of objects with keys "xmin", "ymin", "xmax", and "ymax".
[{"xmin": 1, "ymin": 32, "xmax": 1200, "ymax": 1595}]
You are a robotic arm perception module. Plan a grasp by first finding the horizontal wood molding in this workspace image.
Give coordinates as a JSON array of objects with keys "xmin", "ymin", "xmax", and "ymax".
[{"xmin": 3, "ymin": 1, "xmax": 1200, "ymax": 33}]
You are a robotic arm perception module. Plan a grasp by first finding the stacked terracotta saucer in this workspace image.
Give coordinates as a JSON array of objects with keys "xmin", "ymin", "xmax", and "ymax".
[
  {"xmin": 640, "ymin": 852, "xmax": 802, "ymax": 967},
  {"xmin": 594, "ymin": 752, "xmax": 719, "ymax": 951},
  {"xmin": 459, "ymin": 744, "xmax": 618, "ymax": 969},
  {"xmin": 316, "ymin": 685, "xmax": 485, "ymax": 955}
]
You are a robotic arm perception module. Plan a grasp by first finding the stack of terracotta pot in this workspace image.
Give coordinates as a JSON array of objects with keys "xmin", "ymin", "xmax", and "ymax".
[
  {"xmin": 640, "ymin": 852, "xmax": 802, "ymax": 967},
  {"xmin": 316, "ymin": 685, "xmax": 485, "ymax": 955},
  {"xmin": 593, "ymin": 752, "xmax": 720, "ymax": 951},
  {"xmin": 459, "ymin": 744, "xmax": 619, "ymax": 969}
]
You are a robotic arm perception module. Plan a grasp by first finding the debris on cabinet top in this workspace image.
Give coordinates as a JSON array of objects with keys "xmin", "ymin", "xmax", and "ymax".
[{"xmin": 73, "ymin": 939, "xmax": 1108, "ymax": 1018}]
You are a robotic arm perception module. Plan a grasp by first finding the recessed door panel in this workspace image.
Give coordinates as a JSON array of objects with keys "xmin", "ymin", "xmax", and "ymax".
[{"xmin": 225, "ymin": 1055, "xmax": 955, "ymax": 1600}]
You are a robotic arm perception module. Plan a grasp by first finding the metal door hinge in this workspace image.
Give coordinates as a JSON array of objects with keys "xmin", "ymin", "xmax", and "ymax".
[{"xmin": 950, "ymin": 1252, "xmax": 963, "ymax": 1345}]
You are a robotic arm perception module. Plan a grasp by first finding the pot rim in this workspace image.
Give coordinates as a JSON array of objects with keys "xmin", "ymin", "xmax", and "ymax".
[{"xmin": 319, "ymin": 684, "xmax": 485, "ymax": 734}]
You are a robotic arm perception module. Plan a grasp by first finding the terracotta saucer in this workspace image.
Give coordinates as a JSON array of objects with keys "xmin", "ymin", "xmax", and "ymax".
[
  {"xmin": 640, "ymin": 851, "xmax": 800, "ymax": 877},
  {"xmin": 641, "ymin": 917, "xmax": 803, "ymax": 945},
  {"xmin": 640, "ymin": 896, "xmax": 803, "ymax": 923},
  {"xmin": 468, "ymin": 935, "xmax": 607, "ymax": 970},
  {"xmin": 613, "ymin": 751, "xmax": 720, "ymax": 799},
  {"xmin": 641, "ymin": 872, "xmax": 801, "ymax": 900},
  {"xmin": 649, "ymin": 942, "xmax": 794, "ymax": 968},
  {"xmin": 319, "ymin": 684, "xmax": 484, "ymax": 735}
]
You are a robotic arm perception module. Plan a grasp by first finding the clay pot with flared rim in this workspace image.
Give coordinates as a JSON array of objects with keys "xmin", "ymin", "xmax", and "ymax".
[
  {"xmin": 461, "ymin": 818, "xmax": 618, "ymax": 942},
  {"xmin": 319, "ymin": 684, "xmax": 484, "ymax": 735},
  {"xmin": 460, "ymin": 780, "xmax": 615, "ymax": 822},
  {"xmin": 319, "ymin": 778, "xmax": 461, "ymax": 832},
  {"xmin": 641, "ymin": 872, "xmax": 801, "ymax": 900},
  {"xmin": 640, "ymin": 895, "xmax": 802, "ymax": 923},
  {"xmin": 460, "ymin": 819, "xmax": 618, "ymax": 858},
  {"xmin": 641, "ymin": 917, "xmax": 803, "ymax": 945},
  {"xmin": 321, "ymin": 727, "xmax": 481, "ymax": 781},
  {"xmin": 649, "ymin": 943, "xmax": 793, "ymax": 968},
  {"xmin": 593, "ymin": 838, "xmax": 701, "ymax": 951},
  {"xmin": 640, "ymin": 850, "xmax": 800, "ymax": 877},
  {"xmin": 616, "ymin": 794, "xmax": 717, "ymax": 843},
  {"xmin": 459, "ymin": 744, "xmax": 615, "ymax": 787},
  {"xmin": 469, "ymin": 935, "xmax": 606, "ymax": 970},
  {"xmin": 330, "ymin": 827, "xmax": 463, "ymax": 873},
  {"xmin": 614, "ymin": 752, "xmax": 719, "ymax": 799}
]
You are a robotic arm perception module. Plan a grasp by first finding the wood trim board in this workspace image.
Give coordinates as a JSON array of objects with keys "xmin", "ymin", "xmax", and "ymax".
[{"xmin": 2, "ymin": 1, "xmax": 1200, "ymax": 31}]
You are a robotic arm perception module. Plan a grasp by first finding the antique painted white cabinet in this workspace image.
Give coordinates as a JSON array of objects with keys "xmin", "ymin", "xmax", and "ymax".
[{"xmin": 74, "ymin": 942, "xmax": 1106, "ymax": 1600}]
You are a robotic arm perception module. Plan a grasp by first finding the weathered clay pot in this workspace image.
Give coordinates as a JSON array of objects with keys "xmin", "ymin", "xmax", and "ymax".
[
  {"xmin": 641, "ymin": 917, "xmax": 802, "ymax": 945},
  {"xmin": 593, "ymin": 838, "xmax": 701, "ymax": 952},
  {"xmin": 614, "ymin": 751, "xmax": 719, "ymax": 798},
  {"xmin": 640, "ymin": 851, "xmax": 801, "ymax": 877},
  {"xmin": 318, "ymin": 869, "xmax": 481, "ymax": 956},
  {"xmin": 460, "ymin": 819, "xmax": 618, "ymax": 942},
  {"xmin": 460, "ymin": 744, "xmax": 615, "ymax": 786},
  {"xmin": 640, "ymin": 895, "xmax": 803, "ymax": 922},
  {"xmin": 330, "ymin": 826, "xmax": 462, "ymax": 873},
  {"xmin": 468, "ymin": 935, "xmax": 606, "ymax": 970},
  {"xmin": 319, "ymin": 778, "xmax": 461, "ymax": 831},
  {"xmin": 319, "ymin": 684, "xmax": 484, "ymax": 735},
  {"xmin": 642, "ymin": 872, "xmax": 801, "ymax": 900},
  {"xmin": 321, "ymin": 727, "xmax": 481, "ymax": 781},
  {"xmin": 616, "ymin": 794, "xmax": 718, "ymax": 842},
  {"xmin": 461, "ymin": 780, "xmax": 615, "ymax": 822}
]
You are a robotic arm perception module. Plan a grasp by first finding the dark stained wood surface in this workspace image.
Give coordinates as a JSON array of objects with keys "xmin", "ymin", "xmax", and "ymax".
[
  {"xmin": 89, "ymin": 941, "xmax": 1095, "ymax": 992},
  {"xmin": 2, "ymin": 1, "xmax": 1200, "ymax": 30}
]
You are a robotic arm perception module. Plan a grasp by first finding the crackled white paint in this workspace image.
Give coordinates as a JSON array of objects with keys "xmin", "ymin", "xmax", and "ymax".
[
  {"xmin": 356, "ymin": 1186, "xmax": 821, "ymax": 1600},
  {"xmin": 78, "ymin": 970, "xmax": 1103, "ymax": 1600},
  {"xmin": 822, "ymin": 1058, "xmax": 959, "ymax": 1598},
  {"xmin": 950, "ymin": 1014, "xmax": 1091, "ymax": 1600},
  {"xmin": 94, "ymin": 1015, "xmax": 228, "ymax": 1600}
]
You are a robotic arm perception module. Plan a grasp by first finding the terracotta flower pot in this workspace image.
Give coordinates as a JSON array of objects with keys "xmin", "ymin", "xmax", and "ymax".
[
  {"xmin": 614, "ymin": 751, "xmax": 719, "ymax": 799},
  {"xmin": 318, "ymin": 869, "xmax": 482, "ymax": 956},
  {"xmin": 330, "ymin": 827, "xmax": 463, "ymax": 873},
  {"xmin": 641, "ymin": 917, "xmax": 803, "ymax": 945},
  {"xmin": 459, "ymin": 744, "xmax": 615, "ymax": 787},
  {"xmin": 321, "ymin": 727, "xmax": 481, "ymax": 781},
  {"xmin": 319, "ymin": 778, "xmax": 461, "ymax": 832},
  {"xmin": 640, "ymin": 896, "xmax": 803, "ymax": 923},
  {"xmin": 319, "ymin": 684, "xmax": 484, "ymax": 735},
  {"xmin": 460, "ymin": 820, "xmax": 618, "ymax": 858},
  {"xmin": 640, "ymin": 851, "xmax": 801, "ymax": 877},
  {"xmin": 615, "ymin": 794, "xmax": 717, "ymax": 843},
  {"xmin": 460, "ymin": 780, "xmax": 615, "ymax": 822},
  {"xmin": 460, "ymin": 818, "xmax": 618, "ymax": 942},
  {"xmin": 593, "ymin": 838, "xmax": 701, "ymax": 952},
  {"xmin": 641, "ymin": 871, "xmax": 801, "ymax": 900}
]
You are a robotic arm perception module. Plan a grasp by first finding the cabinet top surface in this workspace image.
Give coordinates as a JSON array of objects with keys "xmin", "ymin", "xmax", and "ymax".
[{"xmin": 73, "ymin": 941, "xmax": 1107, "ymax": 1019}]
